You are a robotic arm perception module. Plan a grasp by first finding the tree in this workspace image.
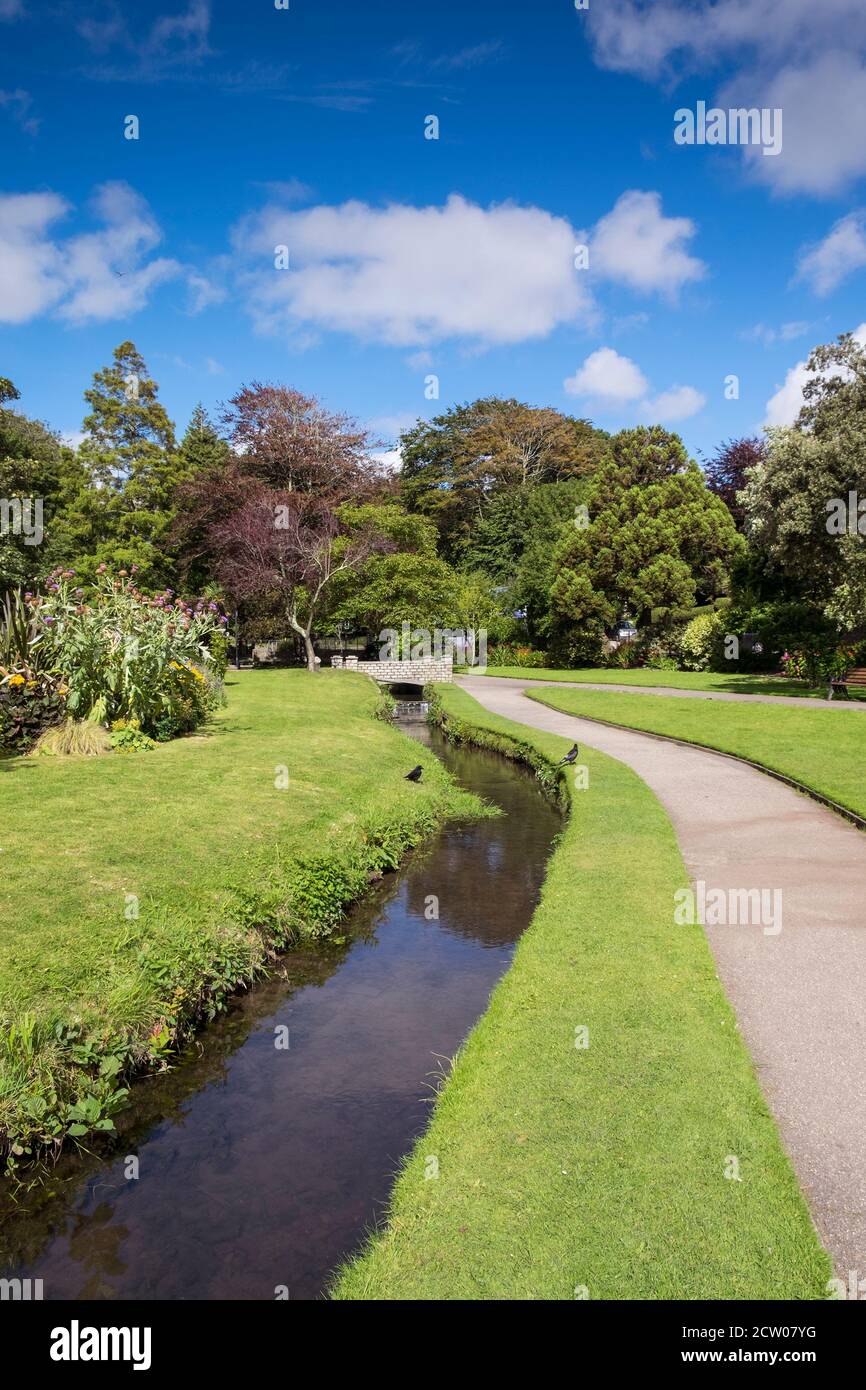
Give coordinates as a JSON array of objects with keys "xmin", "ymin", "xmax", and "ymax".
[
  {"xmin": 179, "ymin": 404, "xmax": 231, "ymax": 474},
  {"xmin": 739, "ymin": 333, "xmax": 866, "ymax": 629},
  {"xmin": 80, "ymin": 341, "xmax": 176, "ymax": 489},
  {"xmin": 704, "ymin": 437, "xmax": 766, "ymax": 531},
  {"xmin": 511, "ymin": 480, "xmax": 591, "ymax": 644},
  {"xmin": 327, "ymin": 503, "xmax": 459, "ymax": 646},
  {"xmin": 221, "ymin": 383, "xmax": 380, "ymax": 498},
  {"xmin": 69, "ymin": 342, "xmax": 184, "ymax": 589},
  {"xmin": 0, "ymin": 376, "xmax": 78, "ymax": 592},
  {"xmin": 210, "ymin": 490, "xmax": 384, "ymax": 670},
  {"xmin": 399, "ymin": 398, "xmax": 607, "ymax": 562},
  {"xmin": 549, "ymin": 427, "xmax": 743, "ymax": 661}
]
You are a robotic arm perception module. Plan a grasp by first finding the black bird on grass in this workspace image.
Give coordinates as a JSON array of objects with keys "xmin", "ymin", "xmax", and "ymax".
[
  {"xmin": 405, "ymin": 765, "xmax": 423, "ymax": 782},
  {"xmin": 558, "ymin": 743, "xmax": 579, "ymax": 766}
]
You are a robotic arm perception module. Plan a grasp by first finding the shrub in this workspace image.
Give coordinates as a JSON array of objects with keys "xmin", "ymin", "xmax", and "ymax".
[
  {"xmin": 710, "ymin": 600, "xmax": 839, "ymax": 674},
  {"xmin": 486, "ymin": 643, "xmax": 548, "ymax": 668},
  {"xmin": 36, "ymin": 569, "xmax": 227, "ymax": 738},
  {"xmin": 109, "ymin": 719, "xmax": 157, "ymax": 753},
  {"xmin": 0, "ymin": 673, "xmax": 68, "ymax": 752},
  {"xmin": 0, "ymin": 592, "xmax": 69, "ymax": 752},
  {"xmin": 782, "ymin": 644, "xmax": 855, "ymax": 684},
  {"xmin": 679, "ymin": 611, "xmax": 723, "ymax": 671}
]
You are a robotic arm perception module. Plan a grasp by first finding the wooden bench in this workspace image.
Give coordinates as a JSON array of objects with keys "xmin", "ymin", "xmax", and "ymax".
[{"xmin": 828, "ymin": 667, "xmax": 866, "ymax": 699}]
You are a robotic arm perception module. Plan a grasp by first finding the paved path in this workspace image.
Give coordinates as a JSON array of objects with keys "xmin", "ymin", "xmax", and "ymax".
[
  {"xmin": 480, "ymin": 675, "xmax": 866, "ymax": 711},
  {"xmin": 460, "ymin": 675, "xmax": 866, "ymax": 1276}
]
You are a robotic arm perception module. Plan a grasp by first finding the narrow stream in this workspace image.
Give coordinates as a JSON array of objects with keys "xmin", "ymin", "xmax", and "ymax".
[{"xmin": 0, "ymin": 717, "xmax": 560, "ymax": 1300}]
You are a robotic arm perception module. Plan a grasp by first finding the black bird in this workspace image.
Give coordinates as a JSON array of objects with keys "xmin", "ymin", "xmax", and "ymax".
[
  {"xmin": 558, "ymin": 743, "xmax": 579, "ymax": 766},
  {"xmin": 405, "ymin": 765, "xmax": 423, "ymax": 782}
]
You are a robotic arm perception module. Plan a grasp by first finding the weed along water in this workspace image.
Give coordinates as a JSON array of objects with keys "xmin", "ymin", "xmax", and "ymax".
[{"xmin": 0, "ymin": 719, "xmax": 560, "ymax": 1301}]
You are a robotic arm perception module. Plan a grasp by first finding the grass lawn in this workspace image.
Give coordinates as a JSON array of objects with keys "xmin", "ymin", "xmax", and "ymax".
[
  {"xmin": 333, "ymin": 684, "xmax": 830, "ymax": 1300},
  {"xmin": 524, "ymin": 685, "xmax": 866, "ymax": 823},
  {"xmin": 474, "ymin": 666, "xmax": 860, "ymax": 700},
  {"xmin": 0, "ymin": 669, "xmax": 476, "ymax": 1161}
]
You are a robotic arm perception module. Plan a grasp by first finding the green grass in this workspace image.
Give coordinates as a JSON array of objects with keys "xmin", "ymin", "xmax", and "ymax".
[
  {"xmin": 0, "ymin": 669, "xmax": 478, "ymax": 1162},
  {"xmin": 478, "ymin": 666, "xmax": 858, "ymax": 699},
  {"xmin": 333, "ymin": 683, "xmax": 830, "ymax": 1300},
  {"xmin": 525, "ymin": 685, "xmax": 866, "ymax": 823}
]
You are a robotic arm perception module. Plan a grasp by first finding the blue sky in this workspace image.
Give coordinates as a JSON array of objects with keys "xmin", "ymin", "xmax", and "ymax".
[{"xmin": 1, "ymin": 0, "xmax": 864, "ymax": 466}]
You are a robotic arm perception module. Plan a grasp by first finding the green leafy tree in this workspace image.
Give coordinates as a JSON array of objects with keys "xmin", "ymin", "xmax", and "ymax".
[
  {"xmin": 739, "ymin": 333, "xmax": 866, "ymax": 629},
  {"xmin": 0, "ymin": 377, "xmax": 79, "ymax": 592},
  {"xmin": 178, "ymin": 403, "xmax": 231, "ymax": 474},
  {"xmin": 400, "ymin": 398, "xmax": 607, "ymax": 562},
  {"xmin": 550, "ymin": 427, "xmax": 744, "ymax": 662},
  {"xmin": 69, "ymin": 342, "xmax": 186, "ymax": 588},
  {"xmin": 328, "ymin": 504, "xmax": 460, "ymax": 645}
]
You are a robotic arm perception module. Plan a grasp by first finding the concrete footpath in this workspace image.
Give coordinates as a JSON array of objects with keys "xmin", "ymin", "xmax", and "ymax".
[
  {"xmin": 485, "ymin": 676, "xmax": 866, "ymax": 711},
  {"xmin": 459, "ymin": 675, "xmax": 866, "ymax": 1276}
]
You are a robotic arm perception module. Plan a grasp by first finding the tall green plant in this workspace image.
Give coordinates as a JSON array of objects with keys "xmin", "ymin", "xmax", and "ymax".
[{"xmin": 37, "ymin": 568, "xmax": 227, "ymax": 735}]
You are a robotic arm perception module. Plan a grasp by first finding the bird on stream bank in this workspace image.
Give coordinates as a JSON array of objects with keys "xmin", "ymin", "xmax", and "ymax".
[
  {"xmin": 405, "ymin": 766, "xmax": 423, "ymax": 782},
  {"xmin": 558, "ymin": 743, "xmax": 579, "ymax": 766}
]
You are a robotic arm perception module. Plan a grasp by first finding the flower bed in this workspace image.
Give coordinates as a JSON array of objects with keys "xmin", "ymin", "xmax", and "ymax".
[{"xmin": 0, "ymin": 569, "xmax": 228, "ymax": 753}]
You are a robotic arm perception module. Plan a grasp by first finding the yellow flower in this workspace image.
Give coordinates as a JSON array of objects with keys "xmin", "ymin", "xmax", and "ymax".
[
  {"xmin": 26, "ymin": 680, "xmax": 37, "ymax": 690},
  {"xmin": 8, "ymin": 674, "xmax": 25, "ymax": 687}
]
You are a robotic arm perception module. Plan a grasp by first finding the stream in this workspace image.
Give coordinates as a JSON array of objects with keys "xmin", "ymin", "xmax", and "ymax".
[{"xmin": 0, "ymin": 715, "xmax": 560, "ymax": 1301}]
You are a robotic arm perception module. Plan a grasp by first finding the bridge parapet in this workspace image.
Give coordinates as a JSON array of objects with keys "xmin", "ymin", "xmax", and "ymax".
[{"xmin": 330, "ymin": 656, "xmax": 453, "ymax": 684}]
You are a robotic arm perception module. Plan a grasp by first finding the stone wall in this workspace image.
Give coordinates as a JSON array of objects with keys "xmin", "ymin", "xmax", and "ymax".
[{"xmin": 330, "ymin": 656, "xmax": 453, "ymax": 684}]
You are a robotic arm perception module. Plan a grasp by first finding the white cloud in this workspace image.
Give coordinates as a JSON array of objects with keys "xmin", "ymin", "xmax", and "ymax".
[
  {"xmin": 59, "ymin": 183, "xmax": 181, "ymax": 323},
  {"xmin": 564, "ymin": 347, "xmax": 648, "ymax": 402},
  {"xmin": 406, "ymin": 350, "xmax": 433, "ymax": 370},
  {"xmin": 587, "ymin": 0, "xmax": 866, "ymax": 79},
  {"xmin": 586, "ymin": 1, "xmax": 866, "ymax": 195},
  {"xmin": 727, "ymin": 52, "xmax": 866, "ymax": 196},
  {"xmin": 642, "ymin": 384, "xmax": 707, "ymax": 422},
  {"xmin": 0, "ymin": 182, "xmax": 182, "ymax": 325},
  {"xmin": 765, "ymin": 323, "xmax": 866, "ymax": 424},
  {"xmin": 371, "ymin": 447, "xmax": 403, "ymax": 474},
  {"xmin": 186, "ymin": 269, "xmax": 226, "ymax": 313},
  {"xmin": 232, "ymin": 194, "xmax": 596, "ymax": 348},
  {"xmin": 796, "ymin": 213, "xmax": 866, "ymax": 296},
  {"xmin": 565, "ymin": 346, "xmax": 705, "ymax": 422},
  {"xmin": 79, "ymin": 0, "xmax": 212, "ymax": 78},
  {"xmin": 765, "ymin": 359, "xmax": 811, "ymax": 427},
  {"xmin": 744, "ymin": 321, "xmax": 810, "ymax": 347},
  {"xmin": 0, "ymin": 192, "xmax": 70, "ymax": 322},
  {"xmin": 589, "ymin": 191, "xmax": 705, "ymax": 297}
]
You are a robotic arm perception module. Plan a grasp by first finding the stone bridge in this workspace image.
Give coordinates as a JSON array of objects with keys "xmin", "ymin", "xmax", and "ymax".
[{"xmin": 330, "ymin": 656, "xmax": 453, "ymax": 684}]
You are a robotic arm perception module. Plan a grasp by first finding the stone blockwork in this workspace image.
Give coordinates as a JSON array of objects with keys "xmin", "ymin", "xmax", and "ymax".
[{"xmin": 330, "ymin": 656, "xmax": 453, "ymax": 684}]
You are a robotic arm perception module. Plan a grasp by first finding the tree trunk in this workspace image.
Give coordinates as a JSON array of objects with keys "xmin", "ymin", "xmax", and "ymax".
[{"xmin": 302, "ymin": 629, "xmax": 317, "ymax": 672}]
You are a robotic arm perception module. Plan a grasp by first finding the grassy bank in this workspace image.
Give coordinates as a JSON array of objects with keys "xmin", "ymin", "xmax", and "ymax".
[
  {"xmin": 476, "ymin": 666, "xmax": 858, "ymax": 700},
  {"xmin": 333, "ymin": 684, "xmax": 829, "ymax": 1300},
  {"xmin": 0, "ymin": 670, "xmax": 478, "ymax": 1166},
  {"xmin": 525, "ymin": 685, "xmax": 866, "ymax": 823}
]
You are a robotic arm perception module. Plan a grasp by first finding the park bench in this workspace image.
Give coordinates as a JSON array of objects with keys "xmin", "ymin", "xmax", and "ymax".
[{"xmin": 828, "ymin": 667, "xmax": 866, "ymax": 700}]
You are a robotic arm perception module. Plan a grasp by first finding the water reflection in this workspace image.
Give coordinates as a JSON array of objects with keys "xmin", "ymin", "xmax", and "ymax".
[{"xmin": 0, "ymin": 723, "xmax": 560, "ymax": 1300}]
